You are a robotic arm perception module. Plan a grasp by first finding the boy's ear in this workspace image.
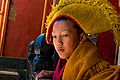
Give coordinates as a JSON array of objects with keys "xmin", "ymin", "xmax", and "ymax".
[{"xmin": 79, "ymin": 32, "xmax": 87, "ymax": 44}]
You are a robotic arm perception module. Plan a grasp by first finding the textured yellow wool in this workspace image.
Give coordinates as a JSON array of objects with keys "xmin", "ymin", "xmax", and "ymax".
[
  {"xmin": 89, "ymin": 66, "xmax": 120, "ymax": 80},
  {"xmin": 46, "ymin": 0, "xmax": 120, "ymax": 45},
  {"xmin": 62, "ymin": 40, "xmax": 120, "ymax": 80}
]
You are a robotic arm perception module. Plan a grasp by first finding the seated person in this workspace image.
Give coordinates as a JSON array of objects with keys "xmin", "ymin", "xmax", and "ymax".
[
  {"xmin": 28, "ymin": 40, "xmax": 36, "ymax": 63},
  {"xmin": 33, "ymin": 34, "xmax": 59, "ymax": 79},
  {"xmin": 28, "ymin": 40, "xmax": 37, "ymax": 79},
  {"xmin": 36, "ymin": 0, "xmax": 120, "ymax": 80}
]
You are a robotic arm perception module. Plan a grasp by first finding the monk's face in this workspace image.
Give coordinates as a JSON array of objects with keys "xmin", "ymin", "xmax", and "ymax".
[{"xmin": 52, "ymin": 20, "xmax": 80, "ymax": 59}]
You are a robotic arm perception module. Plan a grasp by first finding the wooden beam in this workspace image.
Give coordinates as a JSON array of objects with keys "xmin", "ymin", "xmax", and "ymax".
[
  {"xmin": 41, "ymin": 0, "xmax": 48, "ymax": 34},
  {"xmin": 0, "ymin": 0, "xmax": 10, "ymax": 56}
]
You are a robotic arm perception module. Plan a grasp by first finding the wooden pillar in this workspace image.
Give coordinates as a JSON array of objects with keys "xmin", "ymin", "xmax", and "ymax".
[
  {"xmin": 0, "ymin": 0, "xmax": 10, "ymax": 56},
  {"xmin": 41, "ymin": 0, "xmax": 48, "ymax": 34},
  {"xmin": 41, "ymin": 0, "xmax": 59, "ymax": 34}
]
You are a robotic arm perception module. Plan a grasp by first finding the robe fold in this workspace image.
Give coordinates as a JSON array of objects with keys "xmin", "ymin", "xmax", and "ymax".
[
  {"xmin": 62, "ymin": 40, "xmax": 120, "ymax": 80},
  {"xmin": 53, "ymin": 59, "xmax": 67, "ymax": 80}
]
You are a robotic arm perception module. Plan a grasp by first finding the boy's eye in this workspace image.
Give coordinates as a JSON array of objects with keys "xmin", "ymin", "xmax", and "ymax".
[
  {"xmin": 52, "ymin": 35, "xmax": 57, "ymax": 38},
  {"xmin": 62, "ymin": 34, "xmax": 69, "ymax": 37},
  {"xmin": 65, "ymin": 35, "xmax": 68, "ymax": 37}
]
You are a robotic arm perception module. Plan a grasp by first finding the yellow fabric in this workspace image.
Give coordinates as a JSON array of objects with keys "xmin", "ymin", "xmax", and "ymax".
[
  {"xmin": 46, "ymin": 0, "xmax": 120, "ymax": 45},
  {"xmin": 89, "ymin": 66, "xmax": 120, "ymax": 80},
  {"xmin": 62, "ymin": 40, "xmax": 120, "ymax": 80}
]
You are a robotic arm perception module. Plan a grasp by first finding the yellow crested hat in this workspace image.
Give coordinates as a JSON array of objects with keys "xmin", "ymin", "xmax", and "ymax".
[{"xmin": 46, "ymin": 0, "xmax": 120, "ymax": 45}]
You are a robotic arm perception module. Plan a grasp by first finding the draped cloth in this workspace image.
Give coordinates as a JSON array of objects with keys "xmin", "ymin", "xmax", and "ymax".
[
  {"xmin": 89, "ymin": 66, "xmax": 120, "ymax": 80},
  {"xmin": 62, "ymin": 40, "xmax": 120, "ymax": 80},
  {"xmin": 53, "ymin": 59, "xmax": 67, "ymax": 80}
]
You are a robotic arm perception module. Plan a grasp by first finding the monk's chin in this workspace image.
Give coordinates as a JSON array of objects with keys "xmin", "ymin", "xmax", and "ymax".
[{"xmin": 59, "ymin": 55, "xmax": 69, "ymax": 60}]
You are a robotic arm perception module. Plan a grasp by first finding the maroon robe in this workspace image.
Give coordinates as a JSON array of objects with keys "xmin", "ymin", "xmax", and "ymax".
[{"xmin": 53, "ymin": 59, "xmax": 67, "ymax": 80}]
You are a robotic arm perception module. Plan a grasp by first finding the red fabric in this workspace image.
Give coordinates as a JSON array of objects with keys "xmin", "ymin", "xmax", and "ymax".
[
  {"xmin": 53, "ymin": 59, "xmax": 67, "ymax": 80},
  {"xmin": 108, "ymin": 0, "xmax": 120, "ymax": 14},
  {"xmin": 97, "ymin": 31, "xmax": 116, "ymax": 65},
  {"xmin": 97, "ymin": 0, "xmax": 120, "ymax": 65}
]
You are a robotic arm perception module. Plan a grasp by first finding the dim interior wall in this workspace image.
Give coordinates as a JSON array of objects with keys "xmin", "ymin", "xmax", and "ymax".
[{"xmin": 3, "ymin": 0, "xmax": 53, "ymax": 58}]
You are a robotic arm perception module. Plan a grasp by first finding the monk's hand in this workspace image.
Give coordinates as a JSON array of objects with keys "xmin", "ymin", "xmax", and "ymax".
[{"xmin": 35, "ymin": 70, "xmax": 54, "ymax": 80}]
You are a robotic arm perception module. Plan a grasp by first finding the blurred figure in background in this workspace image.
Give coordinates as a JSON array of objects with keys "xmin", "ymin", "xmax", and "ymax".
[{"xmin": 28, "ymin": 33, "xmax": 59, "ymax": 80}]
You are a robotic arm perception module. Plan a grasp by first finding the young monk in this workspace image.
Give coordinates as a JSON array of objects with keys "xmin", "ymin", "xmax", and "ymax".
[
  {"xmin": 51, "ymin": 16, "xmax": 110, "ymax": 80},
  {"xmin": 36, "ymin": 16, "xmax": 120, "ymax": 80},
  {"xmin": 35, "ymin": 0, "xmax": 120, "ymax": 80}
]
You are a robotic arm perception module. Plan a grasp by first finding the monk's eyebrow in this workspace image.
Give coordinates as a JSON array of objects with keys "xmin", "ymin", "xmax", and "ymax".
[{"xmin": 52, "ymin": 29, "xmax": 71, "ymax": 33}]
